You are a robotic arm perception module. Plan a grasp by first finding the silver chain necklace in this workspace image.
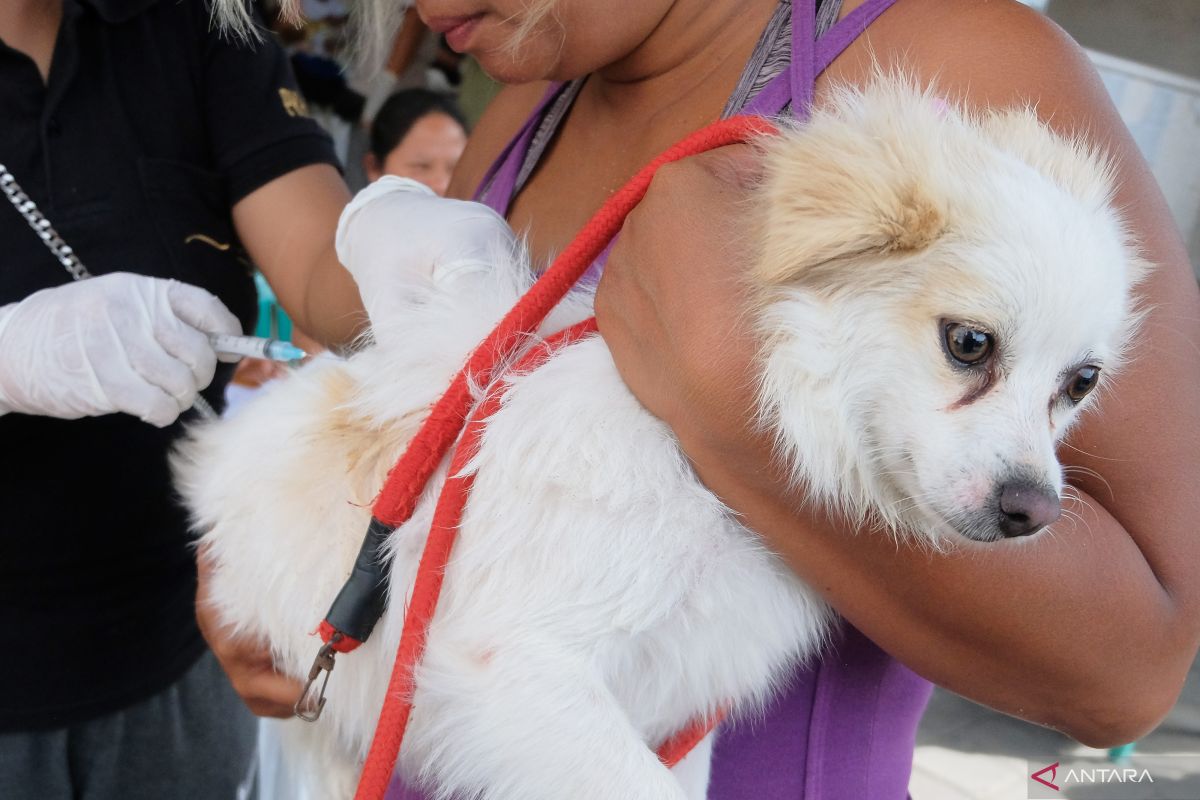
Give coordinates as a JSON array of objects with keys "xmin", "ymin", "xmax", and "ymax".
[
  {"xmin": 0, "ymin": 163, "xmax": 92, "ymax": 280},
  {"xmin": 0, "ymin": 162, "xmax": 217, "ymax": 419}
]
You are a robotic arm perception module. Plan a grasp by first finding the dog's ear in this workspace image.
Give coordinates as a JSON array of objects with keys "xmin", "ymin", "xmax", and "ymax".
[{"xmin": 752, "ymin": 81, "xmax": 950, "ymax": 289}]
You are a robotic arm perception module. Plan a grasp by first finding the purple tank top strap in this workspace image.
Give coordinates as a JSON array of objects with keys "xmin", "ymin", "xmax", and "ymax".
[
  {"xmin": 744, "ymin": 0, "xmax": 902, "ymax": 118},
  {"xmin": 472, "ymin": 82, "xmax": 568, "ymax": 216},
  {"xmin": 814, "ymin": 0, "xmax": 901, "ymax": 74},
  {"xmin": 789, "ymin": 0, "xmax": 818, "ymax": 116}
]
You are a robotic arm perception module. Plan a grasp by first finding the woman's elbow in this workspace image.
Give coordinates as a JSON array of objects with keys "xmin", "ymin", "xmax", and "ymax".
[{"xmin": 1050, "ymin": 659, "xmax": 1191, "ymax": 747}]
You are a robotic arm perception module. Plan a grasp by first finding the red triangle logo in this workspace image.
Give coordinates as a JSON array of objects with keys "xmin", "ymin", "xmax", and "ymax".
[{"xmin": 1031, "ymin": 762, "xmax": 1060, "ymax": 791}]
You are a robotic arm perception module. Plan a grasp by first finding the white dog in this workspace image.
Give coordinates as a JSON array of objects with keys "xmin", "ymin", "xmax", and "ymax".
[{"xmin": 173, "ymin": 78, "xmax": 1145, "ymax": 800}]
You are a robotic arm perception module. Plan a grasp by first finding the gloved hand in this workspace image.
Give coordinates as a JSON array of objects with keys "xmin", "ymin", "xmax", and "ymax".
[
  {"xmin": 0, "ymin": 272, "xmax": 242, "ymax": 427},
  {"xmin": 335, "ymin": 176, "xmax": 517, "ymax": 325}
]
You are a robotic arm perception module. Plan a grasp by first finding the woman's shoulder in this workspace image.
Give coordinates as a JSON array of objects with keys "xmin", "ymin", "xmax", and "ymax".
[
  {"xmin": 448, "ymin": 80, "xmax": 555, "ymax": 201},
  {"xmin": 830, "ymin": 0, "xmax": 1092, "ymax": 112}
]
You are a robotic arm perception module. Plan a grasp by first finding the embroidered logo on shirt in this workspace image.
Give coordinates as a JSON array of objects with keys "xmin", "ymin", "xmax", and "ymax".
[{"xmin": 279, "ymin": 88, "xmax": 310, "ymax": 118}]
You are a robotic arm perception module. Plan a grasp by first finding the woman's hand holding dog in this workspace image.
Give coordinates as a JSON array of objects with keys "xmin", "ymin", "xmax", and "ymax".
[
  {"xmin": 598, "ymin": 146, "xmax": 773, "ymax": 493},
  {"xmin": 196, "ymin": 546, "xmax": 304, "ymax": 718},
  {"xmin": 335, "ymin": 176, "xmax": 517, "ymax": 327}
]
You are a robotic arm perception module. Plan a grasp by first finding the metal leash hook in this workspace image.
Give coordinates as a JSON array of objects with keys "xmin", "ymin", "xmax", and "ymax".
[
  {"xmin": 294, "ymin": 636, "xmax": 340, "ymax": 722},
  {"xmin": 294, "ymin": 518, "xmax": 392, "ymax": 723}
]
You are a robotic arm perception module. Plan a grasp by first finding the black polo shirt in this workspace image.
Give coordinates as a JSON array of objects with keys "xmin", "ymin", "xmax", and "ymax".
[{"xmin": 0, "ymin": 0, "xmax": 338, "ymax": 731}]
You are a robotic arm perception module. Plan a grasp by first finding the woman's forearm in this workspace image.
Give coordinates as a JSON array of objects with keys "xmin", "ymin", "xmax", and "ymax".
[
  {"xmin": 297, "ymin": 239, "xmax": 366, "ymax": 348},
  {"xmin": 687, "ymin": 432, "xmax": 1189, "ymax": 746},
  {"xmin": 234, "ymin": 163, "xmax": 366, "ymax": 349}
]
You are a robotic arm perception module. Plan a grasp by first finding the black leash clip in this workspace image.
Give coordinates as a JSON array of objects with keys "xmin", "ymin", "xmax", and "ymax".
[
  {"xmin": 294, "ymin": 638, "xmax": 339, "ymax": 722},
  {"xmin": 293, "ymin": 518, "xmax": 395, "ymax": 723}
]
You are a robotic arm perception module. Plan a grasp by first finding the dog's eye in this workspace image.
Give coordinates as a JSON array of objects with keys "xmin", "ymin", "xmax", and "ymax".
[
  {"xmin": 1065, "ymin": 366, "xmax": 1100, "ymax": 403},
  {"xmin": 944, "ymin": 323, "xmax": 993, "ymax": 366}
]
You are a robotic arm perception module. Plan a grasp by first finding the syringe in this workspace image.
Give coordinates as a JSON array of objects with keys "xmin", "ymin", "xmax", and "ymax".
[{"xmin": 208, "ymin": 333, "xmax": 307, "ymax": 362}]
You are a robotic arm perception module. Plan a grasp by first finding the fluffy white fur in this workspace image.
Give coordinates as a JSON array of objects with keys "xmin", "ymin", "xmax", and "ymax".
[{"xmin": 172, "ymin": 78, "xmax": 1145, "ymax": 799}]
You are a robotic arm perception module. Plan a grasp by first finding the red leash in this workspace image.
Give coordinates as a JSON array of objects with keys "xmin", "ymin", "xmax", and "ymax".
[{"xmin": 316, "ymin": 115, "xmax": 776, "ymax": 799}]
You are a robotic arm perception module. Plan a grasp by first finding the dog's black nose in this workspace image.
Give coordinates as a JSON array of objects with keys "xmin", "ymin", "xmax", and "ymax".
[{"xmin": 996, "ymin": 480, "xmax": 1060, "ymax": 537}]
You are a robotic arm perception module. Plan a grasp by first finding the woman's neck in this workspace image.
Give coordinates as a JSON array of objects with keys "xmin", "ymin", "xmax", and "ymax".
[
  {"xmin": 0, "ymin": 0, "xmax": 63, "ymax": 82},
  {"xmin": 502, "ymin": 0, "xmax": 783, "ymax": 267},
  {"xmin": 585, "ymin": 0, "xmax": 780, "ymax": 122}
]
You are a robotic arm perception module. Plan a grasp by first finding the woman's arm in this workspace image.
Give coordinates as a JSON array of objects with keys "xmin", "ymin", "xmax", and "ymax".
[
  {"xmin": 232, "ymin": 163, "xmax": 364, "ymax": 348},
  {"xmin": 597, "ymin": 0, "xmax": 1200, "ymax": 746}
]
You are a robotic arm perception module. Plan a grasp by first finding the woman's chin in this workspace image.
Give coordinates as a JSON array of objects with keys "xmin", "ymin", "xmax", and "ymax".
[{"xmin": 475, "ymin": 57, "xmax": 556, "ymax": 86}]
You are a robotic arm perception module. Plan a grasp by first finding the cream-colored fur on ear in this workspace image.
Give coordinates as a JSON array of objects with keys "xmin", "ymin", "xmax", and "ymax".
[{"xmin": 753, "ymin": 75, "xmax": 1152, "ymax": 292}]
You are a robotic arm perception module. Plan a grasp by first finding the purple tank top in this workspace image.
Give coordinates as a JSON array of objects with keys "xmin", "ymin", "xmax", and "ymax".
[{"xmin": 388, "ymin": 2, "xmax": 929, "ymax": 798}]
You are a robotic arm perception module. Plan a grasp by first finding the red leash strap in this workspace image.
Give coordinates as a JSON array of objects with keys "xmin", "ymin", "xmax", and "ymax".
[
  {"xmin": 354, "ymin": 319, "xmax": 600, "ymax": 799},
  {"xmin": 310, "ymin": 114, "xmax": 778, "ymax": 656},
  {"xmin": 314, "ymin": 114, "xmax": 778, "ymax": 658},
  {"xmin": 656, "ymin": 708, "xmax": 728, "ymax": 768},
  {"xmin": 355, "ymin": 320, "xmax": 719, "ymax": 798},
  {"xmin": 338, "ymin": 115, "xmax": 776, "ymax": 800},
  {"xmin": 368, "ymin": 114, "xmax": 777, "ymax": 531}
]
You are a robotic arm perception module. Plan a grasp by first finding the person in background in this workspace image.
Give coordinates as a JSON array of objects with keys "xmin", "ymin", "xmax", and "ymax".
[
  {"xmin": 364, "ymin": 88, "xmax": 468, "ymax": 196},
  {"xmin": 384, "ymin": 7, "xmax": 463, "ymax": 92},
  {"xmin": 0, "ymin": 2, "xmax": 357, "ymax": 797}
]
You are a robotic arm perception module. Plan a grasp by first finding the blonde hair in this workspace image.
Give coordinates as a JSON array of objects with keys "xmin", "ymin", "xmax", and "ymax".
[
  {"xmin": 210, "ymin": 0, "xmax": 560, "ymax": 72},
  {"xmin": 210, "ymin": 1, "xmax": 407, "ymax": 69},
  {"xmin": 504, "ymin": 0, "xmax": 562, "ymax": 57}
]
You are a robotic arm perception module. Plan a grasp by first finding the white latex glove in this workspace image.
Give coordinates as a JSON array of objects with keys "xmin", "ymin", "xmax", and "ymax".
[
  {"xmin": 0, "ymin": 272, "xmax": 241, "ymax": 427},
  {"xmin": 335, "ymin": 176, "xmax": 517, "ymax": 324}
]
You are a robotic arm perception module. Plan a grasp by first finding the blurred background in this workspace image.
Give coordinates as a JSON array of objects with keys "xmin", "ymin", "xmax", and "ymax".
[{"xmin": 1030, "ymin": 0, "xmax": 1200, "ymax": 276}]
